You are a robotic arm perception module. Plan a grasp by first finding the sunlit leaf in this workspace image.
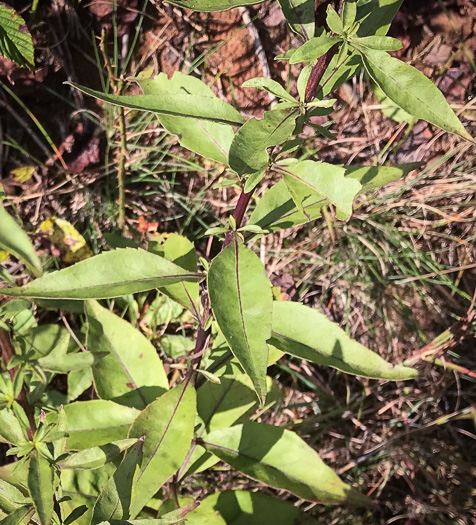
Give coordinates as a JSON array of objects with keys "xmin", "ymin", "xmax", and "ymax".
[
  {"xmin": 270, "ymin": 301, "xmax": 418, "ymax": 379},
  {"xmin": 361, "ymin": 49, "xmax": 472, "ymax": 140},
  {"xmin": 86, "ymin": 300, "xmax": 168, "ymax": 409},
  {"xmin": 2, "ymin": 249, "xmax": 204, "ymax": 300},
  {"xmin": 138, "ymin": 72, "xmax": 235, "ymax": 163},
  {"xmin": 202, "ymin": 423, "xmax": 369, "ymax": 505},
  {"xmin": 68, "ymin": 83, "xmax": 244, "ymax": 126},
  {"xmin": 208, "ymin": 238, "xmax": 272, "ymax": 403},
  {"xmin": 128, "ymin": 385, "xmax": 196, "ymax": 517}
]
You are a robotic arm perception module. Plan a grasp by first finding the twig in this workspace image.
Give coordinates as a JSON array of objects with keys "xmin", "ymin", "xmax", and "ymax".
[{"xmin": 239, "ymin": 7, "xmax": 271, "ymax": 79}]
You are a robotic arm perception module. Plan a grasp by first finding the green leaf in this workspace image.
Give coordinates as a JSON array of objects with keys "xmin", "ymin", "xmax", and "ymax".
[
  {"xmin": 27, "ymin": 450, "xmax": 54, "ymax": 525},
  {"xmin": 186, "ymin": 490, "xmax": 319, "ymax": 525},
  {"xmin": 202, "ymin": 422, "xmax": 369, "ymax": 505},
  {"xmin": 357, "ymin": 0, "xmax": 403, "ymax": 36},
  {"xmin": 165, "ymin": 0, "xmax": 267, "ymax": 11},
  {"xmin": 249, "ymin": 179, "xmax": 313, "ymax": 232},
  {"xmin": 342, "ymin": 0, "xmax": 357, "ymax": 30},
  {"xmin": 16, "ymin": 324, "xmax": 69, "ymax": 359},
  {"xmin": 208, "ymin": 239, "xmax": 272, "ymax": 404},
  {"xmin": 289, "ymin": 36, "xmax": 342, "ymax": 64},
  {"xmin": 47, "ymin": 401, "xmax": 139, "ymax": 450},
  {"xmin": 351, "ymin": 35, "xmax": 402, "ymax": 51},
  {"xmin": 326, "ymin": 5, "xmax": 343, "ymax": 34},
  {"xmin": 242, "ymin": 78, "xmax": 296, "ymax": 103},
  {"xmin": 277, "ymin": 0, "xmax": 315, "ymax": 40},
  {"xmin": 270, "ymin": 301, "xmax": 418, "ymax": 379},
  {"xmin": 346, "ymin": 163, "xmax": 420, "ymax": 191},
  {"xmin": 0, "ymin": 479, "xmax": 30, "ymax": 514},
  {"xmin": 360, "ymin": 49, "xmax": 472, "ymax": 140},
  {"xmin": 318, "ymin": 52, "xmax": 362, "ymax": 97},
  {"xmin": 158, "ymin": 335, "xmax": 194, "ymax": 359},
  {"xmin": 138, "ymin": 73, "xmax": 235, "ymax": 163},
  {"xmin": 370, "ymin": 82, "xmax": 416, "ymax": 123},
  {"xmin": 60, "ymin": 463, "xmax": 117, "ymax": 525},
  {"xmin": 91, "ymin": 439, "xmax": 144, "ymax": 524},
  {"xmin": 67, "ymin": 368, "xmax": 93, "ymax": 402},
  {"xmin": 64, "ymin": 506, "xmax": 88, "ymax": 525},
  {"xmin": 0, "ymin": 409, "xmax": 24, "ymax": 445},
  {"xmin": 0, "ymin": 206, "xmax": 42, "ymax": 278},
  {"xmin": 282, "ymin": 160, "xmax": 362, "ymax": 220},
  {"xmin": 0, "ymin": 506, "xmax": 35, "ymax": 525},
  {"xmin": 297, "ymin": 65, "xmax": 312, "ymax": 101},
  {"xmin": 68, "ymin": 83, "xmax": 244, "ymax": 126},
  {"xmin": 148, "ymin": 233, "xmax": 200, "ymax": 315},
  {"xmin": 86, "ymin": 300, "xmax": 168, "ymax": 409},
  {"xmin": 183, "ymin": 374, "xmax": 264, "ymax": 477},
  {"xmin": 38, "ymin": 350, "xmax": 106, "ymax": 373},
  {"xmin": 128, "ymin": 384, "xmax": 196, "ymax": 518},
  {"xmin": 2, "ymin": 248, "xmax": 204, "ymax": 300},
  {"xmin": 57, "ymin": 438, "xmax": 139, "ymax": 471},
  {"xmin": 0, "ymin": 5, "xmax": 34, "ymax": 71},
  {"xmin": 228, "ymin": 108, "xmax": 299, "ymax": 179},
  {"xmin": 249, "ymin": 163, "xmax": 419, "ymax": 234}
]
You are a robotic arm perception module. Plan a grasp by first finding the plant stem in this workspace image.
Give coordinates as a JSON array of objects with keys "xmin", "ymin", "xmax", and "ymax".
[
  {"xmin": 100, "ymin": 31, "xmax": 126, "ymax": 230},
  {"xmin": 117, "ymin": 106, "xmax": 127, "ymax": 230},
  {"xmin": 223, "ymin": 186, "xmax": 256, "ymax": 248}
]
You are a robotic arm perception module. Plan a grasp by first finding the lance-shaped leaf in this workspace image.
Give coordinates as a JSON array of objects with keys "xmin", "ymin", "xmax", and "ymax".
[
  {"xmin": 282, "ymin": 161, "xmax": 362, "ymax": 220},
  {"xmin": 357, "ymin": 0, "xmax": 403, "ymax": 36},
  {"xmin": 346, "ymin": 163, "xmax": 420, "ymax": 191},
  {"xmin": 229, "ymin": 108, "xmax": 299, "ymax": 179},
  {"xmin": 56, "ymin": 438, "xmax": 139, "ymax": 471},
  {"xmin": 47, "ymin": 400, "xmax": 139, "ymax": 450},
  {"xmin": 277, "ymin": 0, "xmax": 316, "ymax": 41},
  {"xmin": 0, "ymin": 5, "xmax": 34, "ymax": 71},
  {"xmin": 242, "ymin": 78, "xmax": 296, "ymax": 103},
  {"xmin": 86, "ymin": 300, "xmax": 168, "ymax": 409},
  {"xmin": 139, "ymin": 72, "xmax": 235, "ymax": 163},
  {"xmin": 0, "ymin": 506, "xmax": 35, "ymax": 525},
  {"xmin": 128, "ymin": 384, "xmax": 196, "ymax": 518},
  {"xmin": 350, "ymin": 35, "xmax": 403, "ymax": 51},
  {"xmin": 0, "ymin": 479, "xmax": 30, "ymax": 514},
  {"xmin": 208, "ymin": 239, "xmax": 272, "ymax": 404},
  {"xmin": 27, "ymin": 450, "xmax": 54, "ymax": 525},
  {"xmin": 289, "ymin": 36, "xmax": 342, "ymax": 64},
  {"xmin": 68, "ymin": 83, "xmax": 243, "ymax": 126},
  {"xmin": 201, "ymin": 423, "xmax": 369, "ymax": 505},
  {"xmin": 270, "ymin": 301, "xmax": 418, "ymax": 379},
  {"xmin": 91, "ymin": 438, "xmax": 144, "ymax": 524},
  {"xmin": 1, "ymin": 248, "xmax": 204, "ymax": 300},
  {"xmin": 0, "ymin": 206, "xmax": 42, "ymax": 278},
  {"xmin": 165, "ymin": 0, "xmax": 266, "ymax": 11},
  {"xmin": 360, "ymin": 49, "xmax": 472, "ymax": 140},
  {"xmin": 186, "ymin": 489, "xmax": 320, "ymax": 525}
]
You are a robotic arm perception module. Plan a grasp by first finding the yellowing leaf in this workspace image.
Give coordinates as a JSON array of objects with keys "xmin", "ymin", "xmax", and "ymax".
[
  {"xmin": 37, "ymin": 217, "xmax": 93, "ymax": 263},
  {"xmin": 10, "ymin": 166, "xmax": 35, "ymax": 183}
]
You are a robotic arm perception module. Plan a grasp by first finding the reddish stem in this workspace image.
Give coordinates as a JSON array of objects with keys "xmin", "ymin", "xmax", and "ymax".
[
  {"xmin": 223, "ymin": 187, "xmax": 256, "ymax": 248},
  {"xmin": 304, "ymin": 47, "xmax": 337, "ymax": 103}
]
